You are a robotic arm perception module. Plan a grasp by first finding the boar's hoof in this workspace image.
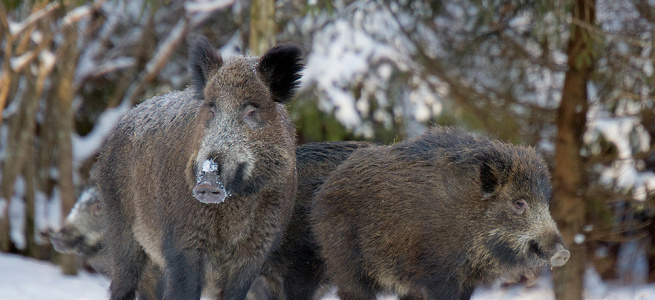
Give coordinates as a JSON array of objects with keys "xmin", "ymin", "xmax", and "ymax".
[
  {"xmin": 193, "ymin": 181, "xmax": 228, "ymax": 204},
  {"xmin": 550, "ymin": 247, "xmax": 570, "ymax": 267}
]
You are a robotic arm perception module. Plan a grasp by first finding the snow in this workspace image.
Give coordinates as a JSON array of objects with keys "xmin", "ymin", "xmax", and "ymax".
[
  {"xmin": 0, "ymin": 253, "xmax": 109, "ymax": 300},
  {"xmin": 184, "ymin": 0, "xmax": 234, "ymax": 13},
  {"xmin": 9, "ymin": 177, "xmax": 26, "ymax": 250},
  {"xmin": 586, "ymin": 116, "xmax": 655, "ymax": 201},
  {"xmin": 1, "ymin": 252, "xmax": 655, "ymax": 300},
  {"xmin": 301, "ymin": 1, "xmax": 443, "ymax": 138},
  {"xmin": 72, "ymin": 101, "xmax": 130, "ymax": 166}
]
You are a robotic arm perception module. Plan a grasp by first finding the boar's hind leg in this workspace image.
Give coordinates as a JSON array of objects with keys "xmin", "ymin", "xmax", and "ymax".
[
  {"xmin": 108, "ymin": 232, "xmax": 148, "ymax": 300},
  {"xmin": 162, "ymin": 248, "xmax": 202, "ymax": 300}
]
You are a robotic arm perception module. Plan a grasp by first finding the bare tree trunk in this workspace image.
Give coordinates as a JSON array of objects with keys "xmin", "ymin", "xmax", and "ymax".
[
  {"xmin": 249, "ymin": 0, "xmax": 276, "ymax": 56},
  {"xmin": 0, "ymin": 5, "xmax": 13, "ymax": 123},
  {"xmin": 0, "ymin": 71, "xmax": 41, "ymax": 253},
  {"xmin": 23, "ymin": 133, "xmax": 37, "ymax": 258},
  {"xmin": 52, "ymin": 24, "xmax": 79, "ymax": 275},
  {"xmin": 551, "ymin": 0, "xmax": 596, "ymax": 299}
]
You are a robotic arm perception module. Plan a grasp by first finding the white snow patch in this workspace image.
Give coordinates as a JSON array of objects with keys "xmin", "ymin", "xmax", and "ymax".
[
  {"xmin": 184, "ymin": 0, "xmax": 234, "ymax": 13},
  {"xmin": 34, "ymin": 191, "xmax": 51, "ymax": 244},
  {"xmin": 72, "ymin": 101, "xmax": 130, "ymax": 166},
  {"xmin": 574, "ymin": 233, "xmax": 586, "ymax": 244},
  {"xmin": 9, "ymin": 177, "xmax": 26, "ymax": 250},
  {"xmin": 2, "ymin": 252, "xmax": 655, "ymax": 300},
  {"xmin": 586, "ymin": 116, "xmax": 655, "ymax": 201},
  {"xmin": 0, "ymin": 253, "xmax": 109, "ymax": 300}
]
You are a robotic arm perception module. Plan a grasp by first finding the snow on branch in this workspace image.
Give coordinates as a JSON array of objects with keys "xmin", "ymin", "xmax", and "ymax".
[
  {"xmin": 184, "ymin": 0, "xmax": 235, "ymax": 14},
  {"xmin": 72, "ymin": 102, "xmax": 130, "ymax": 166}
]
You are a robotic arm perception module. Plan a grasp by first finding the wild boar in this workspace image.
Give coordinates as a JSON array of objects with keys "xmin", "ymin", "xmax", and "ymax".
[
  {"xmin": 311, "ymin": 126, "xmax": 570, "ymax": 300},
  {"xmin": 95, "ymin": 36, "xmax": 303, "ymax": 300}
]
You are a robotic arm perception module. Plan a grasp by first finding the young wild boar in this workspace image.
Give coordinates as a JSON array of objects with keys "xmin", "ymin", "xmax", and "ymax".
[
  {"xmin": 95, "ymin": 36, "xmax": 303, "ymax": 300},
  {"xmin": 311, "ymin": 126, "xmax": 570, "ymax": 300},
  {"xmin": 49, "ymin": 186, "xmax": 163, "ymax": 300},
  {"xmin": 259, "ymin": 141, "xmax": 372, "ymax": 300},
  {"xmin": 50, "ymin": 187, "xmax": 106, "ymax": 272}
]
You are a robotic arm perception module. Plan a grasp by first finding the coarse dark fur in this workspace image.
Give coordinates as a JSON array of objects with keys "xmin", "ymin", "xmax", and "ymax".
[
  {"xmin": 50, "ymin": 186, "xmax": 163, "ymax": 300},
  {"xmin": 95, "ymin": 36, "xmax": 303, "ymax": 300},
  {"xmin": 311, "ymin": 126, "xmax": 569, "ymax": 300},
  {"xmin": 51, "ymin": 142, "xmax": 368, "ymax": 300},
  {"xmin": 258, "ymin": 141, "xmax": 373, "ymax": 300}
]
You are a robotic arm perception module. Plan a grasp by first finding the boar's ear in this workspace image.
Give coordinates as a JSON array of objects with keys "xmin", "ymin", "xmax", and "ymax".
[
  {"xmin": 479, "ymin": 154, "xmax": 510, "ymax": 200},
  {"xmin": 258, "ymin": 43, "xmax": 304, "ymax": 103},
  {"xmin": 189, "ymin": 36, "xmax": 223, "ymax": 98}
]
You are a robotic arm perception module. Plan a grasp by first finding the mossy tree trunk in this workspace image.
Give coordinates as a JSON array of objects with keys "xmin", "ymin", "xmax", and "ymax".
[
  {"xmin": 551, "ymin": 0, "xmax": 596, "ymax": 299},
  {"xmin": 249, "ymin": 0, "xmax": 276, "ymax": 56}
]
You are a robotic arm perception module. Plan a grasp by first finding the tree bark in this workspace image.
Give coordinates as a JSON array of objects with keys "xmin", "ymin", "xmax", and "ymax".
[
  {"xmin": 249, "ymin": 0, "xmax": 276, "ymax": 56},
  {"xmin": 0, "ymin": 70, "xmax": 41, "ymax": 253},
  {"xmin": 52, "ymin": 24, "xmax": 79, "ymax": 276},
  {"xmin": 551, "ymin": 0, "xmax": 596, "ymax": 299}
]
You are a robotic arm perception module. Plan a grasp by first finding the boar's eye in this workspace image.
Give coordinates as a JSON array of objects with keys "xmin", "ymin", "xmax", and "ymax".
[
  {"xmin": 243, "ymin": 104, "xmax": 260, "ymax": 127},
  {"xmin": 92, "ymin": 203, "xmax": 103, "ymax": 216},
  {"xmin": 245, "ymin": 105, "xmax": 256, "ymax": 118},
  {"xmin": 201, "ymin": 102, "xmax": 217, "ymax": 128},
  {"xmin": 513, "ymin": 199, "xmax": 528, "ymax": 215},
  {"xmin": 204, "ymin": 102, "xmax": 216, "ymax": 118}
]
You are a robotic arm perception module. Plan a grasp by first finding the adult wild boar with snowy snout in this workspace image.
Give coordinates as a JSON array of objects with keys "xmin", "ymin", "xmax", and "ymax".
[
  {"xmin": 95, "ymin": 36, "xmax": 303, "ymax": 300},
  {"xmin": 312, "ymin": 126, "xmax": 570, "ymax": 300}
]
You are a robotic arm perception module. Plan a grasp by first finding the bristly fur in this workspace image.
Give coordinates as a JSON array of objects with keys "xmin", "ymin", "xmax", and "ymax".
[
  {"xmin": 96, "ymin": 35, "xmax": 300, "ymax": 300},
  {"xmin": 258, "ymin": 43, "xmax": 304, "ymax": 103},
  {"xmin": 311, "ymin": 126, "xmax": 566, "ymax": 300},
  {"xmin": 189, "ymin": 36, "xmax": 223, "ymax": 98}
]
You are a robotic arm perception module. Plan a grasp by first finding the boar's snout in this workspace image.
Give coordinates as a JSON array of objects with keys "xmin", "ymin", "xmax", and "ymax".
[
  {"xmin": 49, "ymin": 227, "xmax": 76, "ymax": 254},
  {"xmin": 193, "ymin": 181, "xmax": 228, "ymax": 204},
  {"xmin": 550, "ymin": 243, "xmax": 570, "ymax": 267},
  {"xmin": 193, "ymin": 159, "xmax": 229, "ymax": 204}
]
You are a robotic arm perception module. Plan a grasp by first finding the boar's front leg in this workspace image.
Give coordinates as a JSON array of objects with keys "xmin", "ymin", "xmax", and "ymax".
[
  {"xmin": 162, "ymin": 246, "xmax": 203, "ymax": 299},
  {"xmin": 108, "ymin": 225, "xmax": 148, "ymax": 300}
]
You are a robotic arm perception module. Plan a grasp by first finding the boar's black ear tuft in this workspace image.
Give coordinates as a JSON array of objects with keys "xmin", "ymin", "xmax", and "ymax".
[
  {"xmin": 258, "ymin": 43, "xmax": 304, "ymax": 104},
  {"xmin": 479, "ymin": 154, "xmax": 510, "ymax": 200},
  {"xmin": 189, "ymin": 36, "xmax": 223, "ymax": 98}
]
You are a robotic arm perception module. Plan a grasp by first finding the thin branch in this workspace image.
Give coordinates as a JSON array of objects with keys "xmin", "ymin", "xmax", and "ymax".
[
  {"xmin": 123, "ymin": 18, "xmax": 191, "ymax": 106},
  {"xmin": 7, "ymin": 2, "xmax": 60, "ymax": 39}
]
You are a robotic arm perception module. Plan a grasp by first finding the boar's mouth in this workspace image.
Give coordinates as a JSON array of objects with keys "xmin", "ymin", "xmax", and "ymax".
[
  {"xmin": 528, "ymin": 239, "xmax": 570, "ymax": 268},
  {"xmin": 193, "ymin": 159, "xmax": 231, "ymax": 204},
  {"xmin": 528, "ymin": 240, "xmax": 547, "ymax": 261},
  {"xmin": 50, "ymin": 230, "xmax": 84, "ymax": 254}
]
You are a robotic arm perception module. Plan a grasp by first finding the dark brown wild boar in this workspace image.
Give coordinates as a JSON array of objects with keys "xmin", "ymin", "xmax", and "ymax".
[
  {"xmin": 95, "ymin": 36, "xmax": 303, "ymax": 300},
  {"xmin": 52, "ymin": 142, "xmax": 369, "ymax": 300},
  {"xmin": 311, "ymin": 126, "xmax": 570, "ymax": 300},
  {"xmin": 259, "ymin": 141, "xmax": 373, "ymax": 300}
]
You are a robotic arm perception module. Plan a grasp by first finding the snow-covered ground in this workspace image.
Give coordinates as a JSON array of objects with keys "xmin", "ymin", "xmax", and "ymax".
[{"xmin": 1, "ymin": 252, "xmax": 654, "ymax": 300}]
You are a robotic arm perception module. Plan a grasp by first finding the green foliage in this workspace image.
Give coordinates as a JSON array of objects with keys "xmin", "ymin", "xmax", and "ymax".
[
  {"xmin": 2, "ymin": 0, "xmax": 24, "ymax": 10},
  {"xmin": 290, "ymin": 96, "xmax": 357, "ymax": 143}
]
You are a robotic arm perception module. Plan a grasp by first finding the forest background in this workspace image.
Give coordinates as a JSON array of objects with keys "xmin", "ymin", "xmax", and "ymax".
[{"xmin": 0, "ymin": 1, "xmax": 654, "ymax": 300}]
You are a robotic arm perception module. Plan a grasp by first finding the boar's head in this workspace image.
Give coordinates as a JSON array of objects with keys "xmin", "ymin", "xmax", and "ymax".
[
  {"xmin": 188, "ymin": 37, "xmax": 302, "ymax": 204},
  {"xmin": 50, "ymin": 187, "xmax": 105, "ymax": 256},
  {"xmin": 474, "ymin": 144, "xmax": 570, "ymax": 273}
]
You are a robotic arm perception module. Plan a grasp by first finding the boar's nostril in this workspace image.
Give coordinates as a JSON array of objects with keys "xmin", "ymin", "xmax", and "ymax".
[{"xmin": 193, "ymin": 182, "xmax": 227, "ymax": 204}]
